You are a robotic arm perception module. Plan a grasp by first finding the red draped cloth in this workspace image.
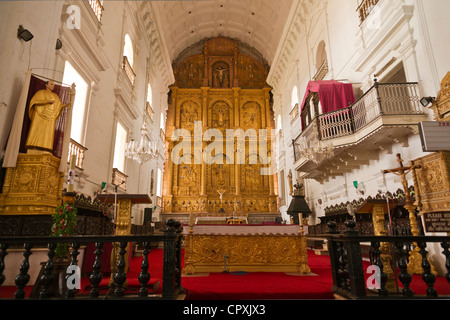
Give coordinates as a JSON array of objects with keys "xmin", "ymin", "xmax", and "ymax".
[{"xmin": 300, "ymin": 80, "xmax": 355, "ymax": 114}]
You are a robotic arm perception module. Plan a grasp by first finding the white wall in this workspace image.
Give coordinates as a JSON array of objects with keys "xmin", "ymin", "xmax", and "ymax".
[
  {"xmin": 0, "ymin": 1, "xmax": 172, "ymax": 225},
  {"xmin": 270, "ymin": 0, "xmax": 450, "ymax": 224}
]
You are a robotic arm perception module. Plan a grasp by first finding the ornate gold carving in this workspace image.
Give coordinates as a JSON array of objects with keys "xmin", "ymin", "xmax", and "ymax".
[
  {"xmin": 211, "ymin": 101, "xmax": 231, "ymax": 131},
  {"xmin": 180, "ymin": 100, "xmax": 200, "ymax": 133},
  {"xmin": 0, "ymin": 153, "xmax": 63, "ymax": 215},
  {"xmin": 435, "ymin": 72, "xmax": 450, "ymax": 121},
  {"xmin": 241, "ymin": 101, "xmax": 262, "ymax": 130},
  {"xmin": 183, "ymin": 233, "xmax": 310, "ymax": 274},
  {"xmin": 412, "ymin": 151, "xmax": 450, "ymax": 214},
  {"xmin": 163, "ymin": 36, "xmax": 277, "ymax": 216}
]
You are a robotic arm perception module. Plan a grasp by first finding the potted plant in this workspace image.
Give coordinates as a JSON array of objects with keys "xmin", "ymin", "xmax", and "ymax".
[{"xmin": 51, "ymin": 201, "xmax": 78, "ymax": 258}]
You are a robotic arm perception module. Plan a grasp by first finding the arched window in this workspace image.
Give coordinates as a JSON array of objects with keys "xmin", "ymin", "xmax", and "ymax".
[
  {"xmin": 277, "ymin": 114, "xmax": 283, "ymax": 131},
  {"xmin": 113, "ymin": 121, "xmax": 127, "ymax": 173},
  {"xmin": 291, "ymin": 86, "xmax": 298, "ymax": 109},
  {"xmin": 160, "ymin": 112, "xmax": 165, "ymax": 132},
  {"xmin": 123, "ymin": 34, "xmax": 134, "ymax": 67},
  {"xmin": 316, "ymin": 40, "xmax": 327, "ymax": 70},
  {"xmin": 147, "ymin": 84, "xmax": 152, "ymax": 106},
  {"xmin": 62, "ymin": 60, "xmax": 88, "ymax": 144}
]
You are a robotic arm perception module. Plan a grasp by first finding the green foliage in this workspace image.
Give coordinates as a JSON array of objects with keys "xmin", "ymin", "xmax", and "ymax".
[{"xmin": 51, "ymin": 202, "xmax": 78, "ymax": 257}]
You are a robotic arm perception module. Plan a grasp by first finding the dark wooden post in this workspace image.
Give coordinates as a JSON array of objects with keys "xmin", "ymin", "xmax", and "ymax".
[
  {"xmin": 14, "ymin": 243, "xmax": 32, "ymax": 299},
  {"xmin": 66, "ymin": 242, "xmax": 80, "ymax": 299},
  {"xmin": 162, "ymin": 219, "xmax": 181, "ymax": 299},
  {"xmin": 113, "ymin": 241, "xmax": 128, "ymax": 297},
  {"xmin": 343, "ymin": 220, "xmax": 366, "ymax": 299},
  {"xmin": 418, "ymin": 241, "xmax": 437, "ymax": 297},
  {"xmin": 39, "ymin": 243, "xmax": 57, "ymax": 299},
  {"xmin": 138, "ymin": 241, "xmax": 151, "ymax": 297},
  {"xmin": 395, "ymin": 241, "xmax": 414, "ymax": 297},
  {"xmin": 89, "ymin": 242, "xmax": 104, "ymax": 298},
  {"xmin": 0, "ymin": 243, "xmax": 8, "ymax": 286},
  {"xmin": 326, "ymin": 221, "xmax": 341, "ymax": 294},
  {"xmin": 442, "ymin": 242, "xmax": 450, "ymax": 283}
]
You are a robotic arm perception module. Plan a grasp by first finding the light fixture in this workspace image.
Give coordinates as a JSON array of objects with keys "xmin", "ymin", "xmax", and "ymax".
[
  {"xmin": 55, "ymin": 39, "xmax": 63, "ymax": 50},
  {"xmin": 17, "ymin": 25, "xmax": 34, "ymax": 42},
  {"xmin": 125, "ymin": 123, "xmax": 158, "ymax": 164},
  {"xmin": 420, "ymin": 96, "xmax": 435, "ymax": 108},
  {"xmin": 296, "ymin": 134, "xmax": 334, "ymax": 164}
]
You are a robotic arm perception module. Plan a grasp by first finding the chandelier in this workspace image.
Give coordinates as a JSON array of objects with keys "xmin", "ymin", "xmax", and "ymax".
[
  {"xmin": 125, "ymin": 123, "xmax": 158, "ymax": 164},
  {"xmin": 297, "ymin": 135, "xmax": 334, "ymax": 164}
]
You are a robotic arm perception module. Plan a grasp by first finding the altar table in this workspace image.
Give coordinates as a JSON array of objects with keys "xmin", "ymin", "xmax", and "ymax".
[{"xmin": 182, "ymin": 224, "xmax": 310, "ymax": 275}]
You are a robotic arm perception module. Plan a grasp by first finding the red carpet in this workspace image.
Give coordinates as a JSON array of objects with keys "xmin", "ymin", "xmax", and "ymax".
[{"xmin": 1, "ymin": 249, "xmax": 449, "ymax": 299}]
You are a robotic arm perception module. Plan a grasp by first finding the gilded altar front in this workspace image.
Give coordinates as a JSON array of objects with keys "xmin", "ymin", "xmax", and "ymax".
[
  {"xmin": 182, "ymin": 225, "xmax": 311, "ymax": 274},
  {"xmin": 162, "ymin": 37, "xmax": 278, "ymax": 219}
]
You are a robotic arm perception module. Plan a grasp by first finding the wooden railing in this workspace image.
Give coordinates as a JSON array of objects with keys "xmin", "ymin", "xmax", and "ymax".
[
  {"xmin": 313, "ymin": 60, "xmax": 329, "ymax": 81},
  {"xmin": 122, "ymin": 56, "xmax": 136, "ymax": 86},
  {"xmin": 0, "ymin": 220, "xmax": 183, "ymax": 300},
  {"xmin": 290, "ymin": 103, "xmax": 299, "ymax": 124},
  {"xmin": 89, "ymin": 0, "xmax": 104, "ymax": 22},
  {"xmin": 293, "ymin": 82, "xmax": 424, "ymax": 161},
  {"xmin": 357, "ymin": 0, "xmax": 380, "ymax": 24},
  {"xmin": 314, "ymin": 220, "xmax": 450, "ymax": 299},
  {"xmin": 68, "ymin": 139, "xmax": 87, "ymax": 169},
  {"xmin": 146, "ymin": 101, "xmax": 154, "ymax": 122}
]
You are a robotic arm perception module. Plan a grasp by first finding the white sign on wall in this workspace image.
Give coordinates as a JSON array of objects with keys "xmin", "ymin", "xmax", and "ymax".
[{"xmin": 419, "ymin": 121, "xmax": 450, "ymax": 152}]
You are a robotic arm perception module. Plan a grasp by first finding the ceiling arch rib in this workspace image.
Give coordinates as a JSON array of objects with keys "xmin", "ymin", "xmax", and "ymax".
[{"xmin": 152, "ymin": 0, "xmax": 294, "ymax": 67}]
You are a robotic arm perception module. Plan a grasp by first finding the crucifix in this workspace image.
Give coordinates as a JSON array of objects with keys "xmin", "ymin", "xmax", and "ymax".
[
  {"xmin": 217, "ymin": 189, "xmax": 226, "ymax": 204},
  {"xmin": 382, "ymin": 153, "xmax": 421, "ymax": 235},
  {"xmin": 383, "ymin": 153, "xmax": 436, "ymax": 275},
  {"xmin": 217, "ymin": 189, "xmax": 226, "ymax": 213}
]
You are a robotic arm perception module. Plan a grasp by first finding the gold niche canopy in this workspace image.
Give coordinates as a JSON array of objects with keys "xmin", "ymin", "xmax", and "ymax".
[{"xmin": 162, "ymin": 37, "xmax": 278, "ymax": 221}]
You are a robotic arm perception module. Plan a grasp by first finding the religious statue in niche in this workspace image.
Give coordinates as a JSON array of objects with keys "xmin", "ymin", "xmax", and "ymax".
[
  {"xmin": 212, "ymin": 62, "xmax": 230, "ymax": 88},
  {"xmin": 211, "ymin": 101, "xmax": 230, "ymax": 130},
  {"xmin": 178, "ymin": 162, "xmax": 198, "ymax": 188},
  {"xmin": 212, "ymin": 163, "xmax": 228, "ymax": 188},
  {"xmin": 180, "ymin": 101, "xmax": 199, "ymax": 132},
  {"xmin": 178, "ymin": 58, "xmax": 203, "ymax": 88},
  {"xmin": 245, "ymin": 163, "xmax": 262, "ymax": 189},
  {"xmin": 241, "ymin": 102, "xmax": 261, "ymax": 130},
  {"xmin": 238, "ymin": 57, "xmax": 265, "ymax": 88},
  {"xmin": 25, "ymin": 80, "xmax": 70, "ymax": 153}
]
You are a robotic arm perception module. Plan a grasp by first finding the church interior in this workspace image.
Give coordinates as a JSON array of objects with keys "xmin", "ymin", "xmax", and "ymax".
[{"xmin": 0, "ymin": 0, "xmax": 449, "ymax": 303}]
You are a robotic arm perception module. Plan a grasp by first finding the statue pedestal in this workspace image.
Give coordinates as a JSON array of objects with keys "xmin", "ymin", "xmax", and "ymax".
[{"xmin": 0, "ymin": 153, "xmax": 63, "ymax": 215}]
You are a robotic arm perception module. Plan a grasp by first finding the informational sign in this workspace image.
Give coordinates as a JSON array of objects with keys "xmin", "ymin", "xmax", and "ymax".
[
  {"xmin": 423, "ymin": 212, "xmax": 450, "ymax": 233},
  {"xmin": 419, "ymin": 121, "xmax": 450, "ymax": 152}
]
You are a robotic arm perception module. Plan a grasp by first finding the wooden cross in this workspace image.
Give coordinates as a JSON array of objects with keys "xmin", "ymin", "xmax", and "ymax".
[
  {"xmin": 382, "ymin": 153, "xmax": 422, "ymax": 236},
  {"xmin": 382, "ymin": 153, "xmax": 421, "ymax": 206}
]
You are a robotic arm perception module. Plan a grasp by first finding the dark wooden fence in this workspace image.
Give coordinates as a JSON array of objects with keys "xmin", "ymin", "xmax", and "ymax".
[
  {"xmin": 0, "ymin": 220, "xmax": 183, "ymax": 300},
  {"xmin": 318, "ymin": 220, "xmax": 450, "ymax": 299}
]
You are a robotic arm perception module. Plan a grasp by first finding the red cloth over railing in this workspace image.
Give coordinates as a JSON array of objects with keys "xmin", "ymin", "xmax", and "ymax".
[{"xmin": 300, "ymin": 80, "xmax": 355, "ymax": 114}]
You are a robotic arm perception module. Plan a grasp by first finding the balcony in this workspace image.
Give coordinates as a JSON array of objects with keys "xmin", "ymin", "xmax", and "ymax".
[
  {"xmin": 122, "ymin": 56, "xmax": 136, "ymax": 86},
  {"xmin": 357, "ymin": 0, "xmax": 380, "ymax": 24},
  {"xmin": 89, "ymin": 0, "xmax": 104, "ymax": 22},
  {"xmin": 68, "ymin": 139, "xmax": 88, "ymax": 170},
  {"xmin": 293, "ymin": 82, "xmax": 427, "ymax": 182}
]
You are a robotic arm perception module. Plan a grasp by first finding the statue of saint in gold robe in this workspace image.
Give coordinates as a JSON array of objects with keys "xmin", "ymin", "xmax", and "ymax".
[{"xmin": 25, "ymin": 81, "xmax": 67, "ymax": 152}]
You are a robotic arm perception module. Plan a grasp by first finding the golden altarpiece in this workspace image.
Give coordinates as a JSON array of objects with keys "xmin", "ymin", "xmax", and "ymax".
[
  {"xmin": 162, "ymin": 37, "xmax": 278, "ymax": 222},
  {"xmin": 162, "ymin": 37, "xmax": 309, "ymax": 275}
]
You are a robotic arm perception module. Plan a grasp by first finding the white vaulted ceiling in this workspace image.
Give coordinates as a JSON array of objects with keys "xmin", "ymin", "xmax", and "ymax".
[{"xmin": 151, "ymin": 0, "xmax": 294, "ymax": 66}]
